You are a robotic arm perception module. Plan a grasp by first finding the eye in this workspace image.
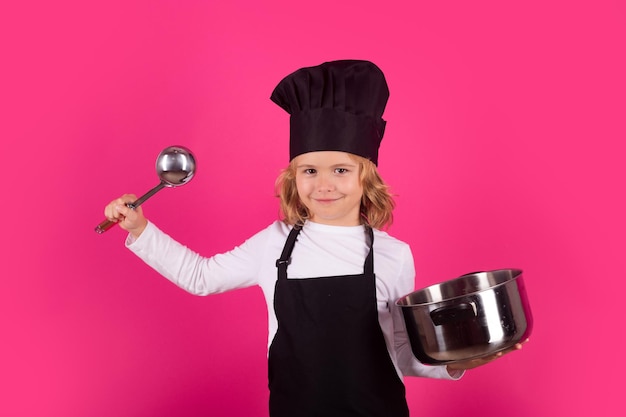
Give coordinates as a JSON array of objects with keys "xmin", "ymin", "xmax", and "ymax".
[
  {"xmin": 335, "ymin": 168, "xmax": 349, "ymax": 174},
  {"xmin": 303, "ymin": 168, "xmax": 316, "ymax": 175}
]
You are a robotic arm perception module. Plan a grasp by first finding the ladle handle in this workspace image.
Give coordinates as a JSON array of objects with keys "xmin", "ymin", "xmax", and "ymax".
[
  {"xmin": 94, "ymin": 201, "xmax": 135, "ymax": 234},
  {"xmin": 94, "ymin": 182, "xmax": 166, "ymax": 234},
  {"xmin": 128, "ymin": 182, "xmax": 166, "ymax": 209},
  {"xmin": 94, "ymin": 218, "xmax": 118, "ymax": 234}
]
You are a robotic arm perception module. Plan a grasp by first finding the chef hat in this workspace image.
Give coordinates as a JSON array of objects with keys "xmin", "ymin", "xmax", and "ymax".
[{"xmin": 270, "ymin": 60, "xmax": 389, "ymax": 165}]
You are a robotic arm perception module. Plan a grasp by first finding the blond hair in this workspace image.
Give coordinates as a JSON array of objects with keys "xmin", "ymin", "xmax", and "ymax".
[{"xmin": 275, "ymin": 154, "xmax": 395, "ymax": 229}]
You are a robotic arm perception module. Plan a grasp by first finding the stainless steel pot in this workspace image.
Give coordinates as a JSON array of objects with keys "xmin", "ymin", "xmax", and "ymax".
[{"xmin": 396, "ymin": 269, "xmax": 532, "ymax": 365}]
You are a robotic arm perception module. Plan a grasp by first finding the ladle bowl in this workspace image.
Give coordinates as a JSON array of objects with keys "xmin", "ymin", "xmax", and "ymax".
[{"xmin": 95, "ymin": 145, "xmax": 196, "ymax": 234}]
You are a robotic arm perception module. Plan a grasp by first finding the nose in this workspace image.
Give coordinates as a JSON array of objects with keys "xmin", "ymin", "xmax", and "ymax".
[{"xmin": 315, "ymin": 173, "xmax": 335, "ymax": 192}]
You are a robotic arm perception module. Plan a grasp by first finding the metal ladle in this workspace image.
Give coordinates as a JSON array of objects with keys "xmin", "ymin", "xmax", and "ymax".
[{"xmin": 95, "ymin": 145, "xmax": 197, "ymax": 234}]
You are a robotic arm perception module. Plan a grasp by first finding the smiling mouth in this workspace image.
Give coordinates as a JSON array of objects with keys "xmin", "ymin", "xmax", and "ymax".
[{"xmin": 314, "ymin": 198, "xmax": 340, "ymax": 204}]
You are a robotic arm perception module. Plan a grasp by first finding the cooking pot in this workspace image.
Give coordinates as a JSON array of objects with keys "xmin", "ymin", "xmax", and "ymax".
[{"xmin": 396, "ymin": 269, "xmax": 532, "ymax": 365}]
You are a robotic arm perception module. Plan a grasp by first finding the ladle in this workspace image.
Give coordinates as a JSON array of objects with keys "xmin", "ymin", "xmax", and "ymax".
[{"xmin": 95, "ymin": 145, "xmax": 197, "ymax": 234}]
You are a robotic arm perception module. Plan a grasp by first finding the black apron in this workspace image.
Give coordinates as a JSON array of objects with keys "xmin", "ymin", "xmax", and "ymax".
[{"xmin": 268, "ymin": 225, "xmax": 409, "ymax": 417}]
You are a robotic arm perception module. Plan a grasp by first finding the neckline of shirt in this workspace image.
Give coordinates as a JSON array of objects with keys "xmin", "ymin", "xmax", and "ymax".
[{"xmin": 302, "ymin": 220, "xmax": 366, "ymax": 235}]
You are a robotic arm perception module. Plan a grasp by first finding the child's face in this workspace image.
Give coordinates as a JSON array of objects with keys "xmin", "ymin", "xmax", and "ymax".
[{"xmin": 294, "ymin": 151, "xmax": 363, "ymax": 226}]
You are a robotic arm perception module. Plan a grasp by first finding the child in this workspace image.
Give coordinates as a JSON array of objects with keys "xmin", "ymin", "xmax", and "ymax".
[{"xmin": 103, "ymin": 60, "xmax": 516, "ymax": 417}]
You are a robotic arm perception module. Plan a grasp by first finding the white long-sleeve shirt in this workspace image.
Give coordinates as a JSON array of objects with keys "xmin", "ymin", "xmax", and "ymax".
[{"xmin": 127, "ymin": 220, "xmax": 461, "ymax": 380}]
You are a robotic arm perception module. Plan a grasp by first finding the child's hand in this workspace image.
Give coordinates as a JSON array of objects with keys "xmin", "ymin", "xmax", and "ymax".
[
  {"xmin": 446, "ymin": 338, "xmax": 529, "ymax": 372},
  {"xmin": 103, "ymin": 194, "xmax": 148, "ymax": 239}
]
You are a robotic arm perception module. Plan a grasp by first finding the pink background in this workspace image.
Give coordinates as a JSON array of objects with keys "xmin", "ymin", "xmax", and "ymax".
[{"xmin": 2, "ymin": 1, "xmax": 625, "ymax": 416}]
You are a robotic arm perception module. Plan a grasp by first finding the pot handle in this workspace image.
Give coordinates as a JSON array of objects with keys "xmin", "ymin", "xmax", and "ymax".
[{"xmin": 430, "ymin": 302, "xmax": 477, "ymax": 326}]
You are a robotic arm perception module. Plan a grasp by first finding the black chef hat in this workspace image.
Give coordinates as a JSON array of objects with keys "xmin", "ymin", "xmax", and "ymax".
[{"xmin": 270, "ymin": 60, "xmax": 389, "ymax": 165}]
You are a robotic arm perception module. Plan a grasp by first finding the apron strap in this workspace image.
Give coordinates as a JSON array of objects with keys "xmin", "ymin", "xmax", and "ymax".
[
  {"xmin": 276, "ymin": 224, "xmax": 302, "ymax": 280},
  {"xmin": 364, "ymin": 225, "xmax": 374, "ymax": 276}
]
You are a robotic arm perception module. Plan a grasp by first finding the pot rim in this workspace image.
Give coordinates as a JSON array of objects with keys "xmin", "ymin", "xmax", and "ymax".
[{"xmin": 395, "ymin": 268, "xmax": 524, "ymax": 307}]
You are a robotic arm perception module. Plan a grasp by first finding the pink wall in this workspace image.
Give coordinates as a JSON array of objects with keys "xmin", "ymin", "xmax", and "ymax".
[{"xmin": 2, "ymin": 1, "xmax": 624, "ymax": 416}]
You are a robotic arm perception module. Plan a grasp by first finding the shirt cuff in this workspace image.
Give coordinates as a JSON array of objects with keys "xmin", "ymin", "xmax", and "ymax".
[
  {"xmin": 445, "ymin": 367, "xmax": 465, "ymax": 380},
  {"xmin": 125, "ymin": 221, "xmax": 154, "ymax": 247}
]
